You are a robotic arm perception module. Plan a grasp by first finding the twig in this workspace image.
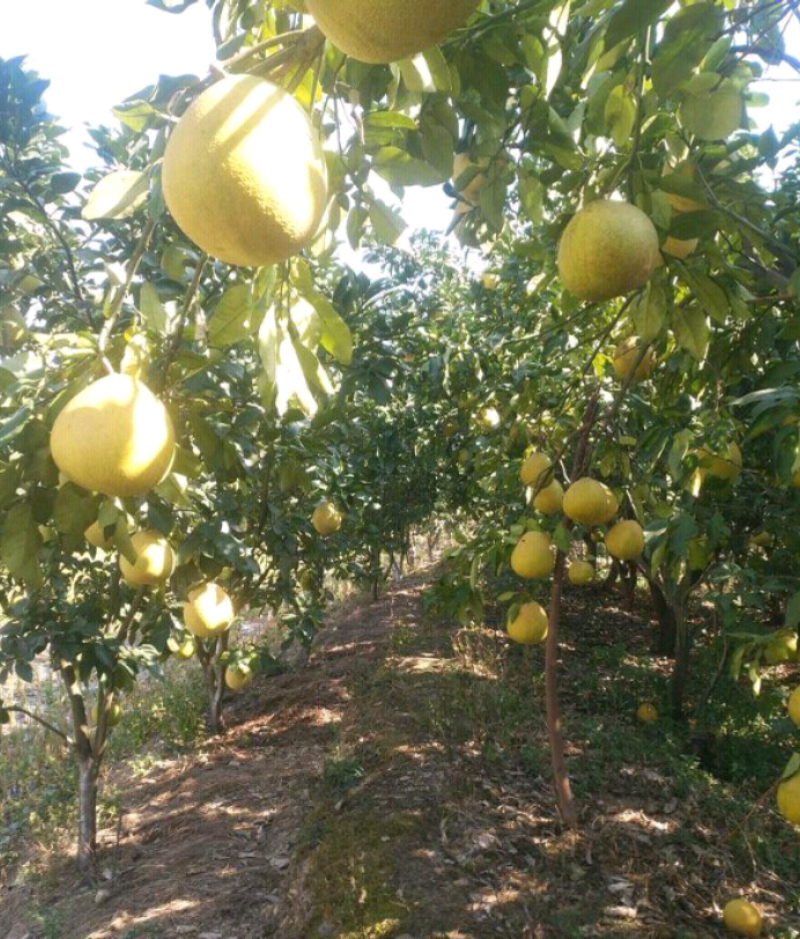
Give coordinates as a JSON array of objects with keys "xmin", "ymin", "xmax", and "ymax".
[{"xmin": 5, "ymin": 705, "xmax": 71, "ymax": 744}]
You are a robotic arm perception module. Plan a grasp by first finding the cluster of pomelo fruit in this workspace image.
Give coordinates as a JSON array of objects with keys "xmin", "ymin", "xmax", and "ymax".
[{"xmin": 504, "ymin": 450, "xmax": 645, "ymax": 647}]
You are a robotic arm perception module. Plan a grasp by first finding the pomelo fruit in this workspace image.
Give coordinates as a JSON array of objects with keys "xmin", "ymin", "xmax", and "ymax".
[
  {"xmin": 510, "ymin": 531, "xmax": 555, "ymax": 580},
  {"xmin": 119, "ymin": 530, "xmax": 175, "ymax": 587},
  {"xmin": 184, "ymin": 582, "xmax": 235, "ymax": 640},
  {"xmin": 605, "ymin": 520, "xmax": 645, "ymax": 561},
  {"xmin": 312, "ymin": 501, "xmax": 343, "ymax": 536},
  {"xmin": 507, "ymin": 601, "xmax": 548, "ymax": 645}
]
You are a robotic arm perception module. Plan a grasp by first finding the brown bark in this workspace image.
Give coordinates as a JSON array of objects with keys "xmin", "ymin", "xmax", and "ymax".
[{"xmin": 648, "ymin": 579, "xmax": 677, "ymax": 657}]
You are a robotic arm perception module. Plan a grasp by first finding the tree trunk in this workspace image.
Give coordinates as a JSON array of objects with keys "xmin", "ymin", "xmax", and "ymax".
[
  {"xmin": 648, "ymin": 580, "xmax": 677, "ymax": 657},
  {"xmin": 546, "ymin": 551, "xmax": 578, "ymax": 827},
  {"xmin": 602, "ymin": 558, "xmax": 620, "ymax": 593},
  {"xmin": 670, "ymin": 605, "xmax": 692, "ymax": 722},
  {"xmin": 621, "ymin": 562, "xmax": 637, "ymax": 611},
  {"xmin": 77, "ymin": 752, "xmax": 99, "ymax": 871}
]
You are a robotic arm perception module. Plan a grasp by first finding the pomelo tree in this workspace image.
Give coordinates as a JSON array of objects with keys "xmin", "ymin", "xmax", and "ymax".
[{"xmin": 1, "ymin": 0, "xmax": 800, "ymax": 869}]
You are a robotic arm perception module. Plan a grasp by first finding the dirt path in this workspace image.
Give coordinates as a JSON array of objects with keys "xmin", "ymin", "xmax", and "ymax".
[{"xmin": 2, "ymin": 572, "xmax": 798, "ymax": 939}]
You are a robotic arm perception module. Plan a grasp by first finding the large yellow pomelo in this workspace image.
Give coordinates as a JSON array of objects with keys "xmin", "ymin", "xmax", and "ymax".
[
  {"xmin": 778, "ymin": 770, "xmax": 800, "ymax": 824},
  {"xmin": 568, "ymin": 560, "xmax": 595, "ymax": 585},
  {"xmin": 312, "ymin": 501, "xmax": 343, "ymax": 536},
  {"xmin": 613, "ymin": 337, "xmax": 655, "ymax": 383},
  {"xmin": 184, "ymin": 582, "xmax": 235, "ymax": 639},
  {"xmin": 90, "ymin": 701, "xmax": 123, "ymax": 727},
  {"xmin": 50, "ymin": 374, "xmax": 175, "ymax": 498},
  {"xmin": 510, "ymin": 531, "xmax": 554, "ymax": 579},
  {"xmin": 162, "ymin": 75, "xmax": 327, "ymax": 268},
  {"xmin": 305, "ymin": 0, "xmax": 480, "ymax": 64},
  {"xmin": 507, "ymin": 601, "xmax": 548, "ymax": 645},
  {"xmin": 557, "ymin": 200, "xmax": 660, "ymax": 302},
  {"xmin": 605, "ymin": 520, "xmax": 645, "ymax": 561},
  {"xmin": 520, "ymin": 451, "xmax": 553, "ymax": 487},
  {"xmin": 225, "ymin": 665, "xmax": 254, "ymax": 691},
  {"xmin": 563, "ymin": 478, "xmax": 616, "ymax": 526},
  {"xmin": 533, "ymin": 479, "xmax": 564, "ymax": 516},
  {"xmin": 696, "ymin": 441, "xmax": 743, "ymax": 482},
  {"xmin": 119, "ymin": 530, "xmax": 175, "ymax": 587},
  {"xmin": 788, "ymin": 686, "xmax": 800, "ymax": 726},
  {"xmin": 722, "ymin": 898, "xmax": 762, "ymax": 938}
]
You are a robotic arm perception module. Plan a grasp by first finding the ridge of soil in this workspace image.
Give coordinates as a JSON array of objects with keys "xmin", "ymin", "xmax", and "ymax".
[{"xmin": 1, "ymin": 570, "xmax": 798, "ymax": 939}]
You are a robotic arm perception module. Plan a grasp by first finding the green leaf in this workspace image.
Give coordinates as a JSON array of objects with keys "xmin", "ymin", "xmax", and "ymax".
[
  {"xmin": 669, "ymin": 210, "xmax": 721, "ymax": 240},
  {"xmin": 53, "ymin": 484, "xmax": 99, "ymax": 537},
  {"xmin": 49, "ymin": 172, "xmax": 81, "ymax": 195},
  {"xmin": 633, "ymin": 285, "xmax": 667, "ymax": 342},
  {"xmin": 680, "ymin": 73, "xmax": 742, "ymax": 141},
  {"xmin": 208, "ymin": 284, "xmax": 254, "ymax": 347},
  {"xmin": 651, "ymin": 4, "xmax": 723, "ymax": 98},
  {"xmin": 368, "ymin": 199, "xmax": 406, "ymax": 245},
  {"xmin": 672, "ymin": 305, "xmax": 709, "ymax": 361},
  {"xmin": 553, "ymin": 524, "xmax": 572, "ymax": 554},
  {"xmin": 604, "ymin": 85, "xmax": 637, "ymax": 148},
  {"xmin": 373, "ymin": 147, "xmax": 447, "ymax": 187},
  {"xmin": 112, "ymin": 100, "xmax": 156, "ymax": 133},
  {"xmin": 1, "ymin": 503, "xmax": 42, "ymax": 589},
  {"xmin": 786, "ymin": 591, "xmax": 800, "ymax": 628},
  {"xmin": 604, "ymin": 0, "xmax": 672, "ymax": 50},
  {"xmin": 309, "ymin": 294, "xmax": 353, "ymax": 367},
  {"xmin": 140, "ymin": 282, "xmax": 168, "ymax": 335},
  {"xmin": 782, "ymin": 752, "xmax": 800, "ymax": 782},
  {"xmin": 679, "ymin": 269, "xmax": 729, "ymax": 324},
  {"xmin": 82, "ymin": 170, "xmax": 149, "ymax": 220}
]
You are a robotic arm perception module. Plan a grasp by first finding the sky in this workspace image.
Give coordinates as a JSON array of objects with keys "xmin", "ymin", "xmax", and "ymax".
[{"xmin": 1, "ymin": 1, "xmax": 798, "ymax": 245}]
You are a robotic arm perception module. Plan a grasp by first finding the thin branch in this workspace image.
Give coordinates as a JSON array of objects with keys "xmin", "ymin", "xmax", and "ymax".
[{"xmin": 5, "ymin": 705, "xmax": 71, "ymax": 744}]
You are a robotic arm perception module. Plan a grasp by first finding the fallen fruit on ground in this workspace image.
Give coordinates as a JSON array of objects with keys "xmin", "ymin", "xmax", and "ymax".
[
  {"xmin": 184, "ymin": 582, "xmax": 235, "ymax": 639},
  {"xmin": 305, "ymin": 0, "xmax": 480, "ymax": 64},
  {"xmin": 568, "ymin": 559, "xmax": 595, "ymax": 585},
  {"xmin": 613, "ymin": 337, "xmax": 655, "ymax": 383},
  {"xmin": 777, "ymin": 768, "xmax": 800, "ymax": 824},
  {"xmin": 790, "ymin": 686, "xmax": 800, "ymax": 727},
  {"xmin": 563, "ymin": 478, "xmax": 617, "ymax": 526},
  {"xmin": 533, "ymin": 479, "xmax": 564, "ymax": 515},
  {"xmin": 162, "ymin": 75, "xmax": 327, "ymax": 267},
  {"xmin": 225, "ymin": 665, "xmax": 253, "ymax": 691},
  {"xmin": 90, "ymin": 702, "xmax": 122, "ymax": 727},
  {"xmin": 556, "ymin": 200, "xmax": 661, "ymax": 302},
  {"xmin": 510, "ymin": 531, "xmax": 555, "ymax": 579},
  {"xmin": 605, "ymin": 520, "xmax": 645, "ymax": 560},
  {"xmin": 312, "ymin": 501, "xmax": 344, "ymax": 536},
  {"xmin": 520, "ymin": 451, "xmax": 553, "ymax": 487},
  {"xmin": 637, "ymin": 703, "xmax": 658, "ymax": 723},
  {"xmin": 50, "ymin": 374, "xmax": 175, "ymax": 498},
  {"xmin": 506, "ymin": 601, "xmax": 549, "ymax": 644},
  {"xmin": 119, "ymin": 530, "xmax": 175, "ymax": 587},
  {"xmin": 722, "ymin": 898, "xmax": 763, "ymax": 937}
]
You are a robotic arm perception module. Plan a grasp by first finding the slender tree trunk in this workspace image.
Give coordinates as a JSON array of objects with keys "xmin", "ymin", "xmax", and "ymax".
[
  {"xmin": 602, "ymin": 558, "xmax": 620, "ymax": 593},
  {"xmin": 546, "ymin": 551, "xmax": 578, "ymax": 826},
  {"xmin": 77, "ymin": 753, "xmax": 99, "ymax": 871},
  {"xmin": 648, "ymin": 580, "xmax": 677, "ymax": 657},
  {"xmin": 670, "ymin": 603, "xmax": 692, "ymax": 722},
  {"xmin": 621, "ymin": 562, "xmax": 637, "ymax": 611}
]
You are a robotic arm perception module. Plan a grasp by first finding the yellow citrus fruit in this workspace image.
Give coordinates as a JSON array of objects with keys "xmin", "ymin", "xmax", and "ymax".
[
  {"xmin": 662, "ymin": 235, "xmax": 699, "ymax": 259},
  {"xmin": 605, "ymin": 520, "xmax": 645, "ymax": 561},
  {"xmin": 613, "ymin": 337, "xmax": 655, "ymax": 383},
  {"xmin": 637, "ymin": 703, "xmax": 658, "ymax": 723},
  {"xmin": 184, "ymin": 582, "xmax": 235, "ymax": 640},
  {"xmin": 119, "ymin": 530, "xmax": 175, "ymax": 587},
  {"xmin": 533, "ymin": 479, "xmax": 564, "ymax": 516},
  {"xmin": 563, "ymin": 478, "xmax": 616, "ymax": 526},
  {"xmin": 171, "ymin": 636, "xmax": 196, "ymax": 661},
  {"xmin": 162, "ymin": 75, "xmax": 327, "ymax": 268},
  {"xmin": 225, "ymin": 665, "xmax": 253, "ymax": 691},
  {"xmin": 696, "ymin": 442, "xmax": 743, "ymax": 482},
  {"xmin": 510, "ymin": 531, "xmax": 555, "ymax": 580},
  {"xmin": 507, "ymin": 601, "xmax": 549, "ymax": 645},
  {"xmin": 764, "ymin": 632, "xmax": 798, "ymax": 665},
  {"xmin": 520, "ymin": 451, "xmax": 553, "ymax": 487},
  {"xmin": 788, "ymin": 686, "xmax": 800, "ymax": 727},
  {"xmin": 722, "ymin": 898, "xmax": 763, "ymax": 937},
  {"xmin": 475, "ymin": 406, "xmax": 501, "ymax": 432},
  {"xmin": 90, "ymin": 702, "xmax": 123, "ymax": 727},
  {"xmin": 777, "ymin": 770, "xmax": 800, "ymax": 824},
  {"xmin": 748, "ymin": 531, "xmax": 773, "ymax": 549},
  {"xmin": 85, "ymin": 520, "xmax": 115, "ymax": 550},
  {"xmin": 662, "ymin": 162, "xmax": 705, "ymax": 214},
  {"xmin": 312, "ymin": 501, "xmax": 343, "ymax": 536},
  {"xmin": 305, "ymin": 0, "xmax": 480, "ymax": 64},
  {"xmin": 568, "ymin": 560, "xmax": 595, "ymax": 585},
  {"xmin": 557, "ymin": 200, "xmax": 660, "ymax": 302},
  {"xmin": 50, "ymin": 374, "xmax": 175, "ymax": 498}
]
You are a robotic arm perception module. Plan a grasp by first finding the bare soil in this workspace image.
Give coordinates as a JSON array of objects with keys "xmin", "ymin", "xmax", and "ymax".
[{"xmin": 1, "ymin": 570, "xmax": 798, "ymax": 939}]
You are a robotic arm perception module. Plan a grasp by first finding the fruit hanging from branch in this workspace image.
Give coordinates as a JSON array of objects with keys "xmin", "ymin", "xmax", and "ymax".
[
  {"xmin": 557, "ymin": 200, "xmax": 660, "ymax": 302},
  {"xmin": 506, "ymin": 601, "xmax": 549, "ymax": 645},
  {"xmin": 119, "ymin": 531, "xmax": 175, "ymax": 587},
  {"xmin": 305, "ymin": 0, "xmax": 480, "ymax": 64},
  {"xmin": 50, "ymin": 373, "xmax": 175, "ymax": 498},
  {"xmin": 183, "ymin": 582, "xmax": 235, "ymax": 640},
  {"xmin": 162, "ymin": 75, "xmax": 328, "ymax": 267}
]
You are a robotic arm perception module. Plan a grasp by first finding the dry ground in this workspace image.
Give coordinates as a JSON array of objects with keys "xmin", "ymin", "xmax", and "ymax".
[{"xmin": 1, "ymin": 570, "xmax": 798, "ymax": 939}]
